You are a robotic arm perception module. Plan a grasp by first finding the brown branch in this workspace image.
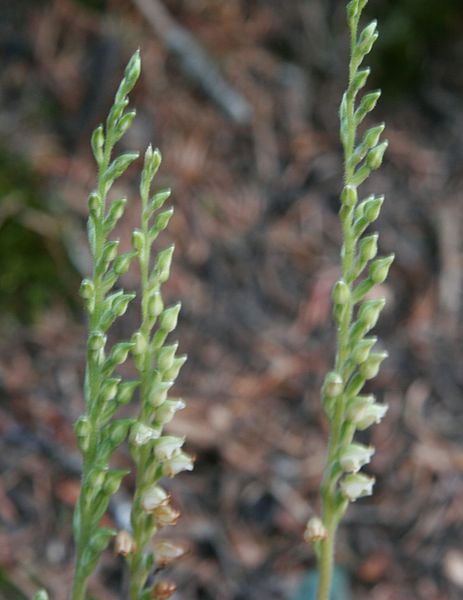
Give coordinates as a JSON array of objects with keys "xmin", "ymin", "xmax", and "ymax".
[{"xmin": 132, "ymin": 0, "xmax": 252, "ymax": 125}]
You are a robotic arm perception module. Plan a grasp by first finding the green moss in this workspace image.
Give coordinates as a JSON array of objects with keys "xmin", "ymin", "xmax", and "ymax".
[
  {"xmin": 0, "ymin": 150, "xmax": 78, "ymax": 322},
  {"xmin": 367, "ymin": 0, "xmax": 463, "ymax": 93}
]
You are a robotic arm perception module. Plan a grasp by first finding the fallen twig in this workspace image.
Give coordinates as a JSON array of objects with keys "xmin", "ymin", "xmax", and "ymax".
[{"xmin": 132, "ymin": 0, "xmax": 252, "ymax": 125}]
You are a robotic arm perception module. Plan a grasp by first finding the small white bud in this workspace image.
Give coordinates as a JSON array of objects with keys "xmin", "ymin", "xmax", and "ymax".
[
  {"xmin": 323, "ymin": 371, "xmax": 343, "ymax": 398},
  {"xmin": 303, "ymin": 517, "xmax": 327, "ymax": 543},
  {"xmin": 114, "ymin": 530, "xmax": 136, "ymax": 556}
]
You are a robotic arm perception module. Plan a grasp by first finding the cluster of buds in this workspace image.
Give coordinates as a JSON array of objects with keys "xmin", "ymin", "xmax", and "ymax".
[
  {"xmin": 68, "ymin": 51, "xmax": 191, "ymax": 600},
  {"xmin": 310, "ymin": 0, "xmax": 392, "ymax": 565},
  {"xmin": 125, "ymin": 139, "xmax": 192, "ymax": 597}
]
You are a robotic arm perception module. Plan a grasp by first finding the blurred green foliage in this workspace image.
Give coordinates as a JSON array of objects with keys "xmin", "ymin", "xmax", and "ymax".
[
  {"xmin": 0, "ymin": 150, "xmax": 78, "ymax": 322},
  {"xmin": 369, "ymin": 0, "xmax": 463, "ymax": 93}
]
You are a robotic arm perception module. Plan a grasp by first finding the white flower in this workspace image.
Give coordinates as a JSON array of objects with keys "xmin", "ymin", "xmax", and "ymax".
[
  {"xmin": 340, "ymin": 473, "xmax": 375, "ymax": 502},
  {"xmin": 339, "ymin": 443, "xmax": 375, "ymax": 473},
  {"xmin": 163, "ymin": 451, "xmax": 194, "ymax": 478},
  {"xmin": 303, "ymin": 517, "xmax": 327, "ymax": 543},
  {"xmin": 141, "ymin": 485, "xmax": 170, "ymax": 512},
  {"xmin": 348, "ymin": 395, "xmax": 388, "ymax": 430},
  {"xmin": 156, "ymin": 399, "xmax": 186, "ymax": 425},
  {"xmin": 155, "ymin": 436, "xmax": 185, "ymax": 461},
  {"xmin": 153, "ymin": 503, "xmax": 181, "ymax": 528},
  {"xmin": 153, "ymin": 540, "xmax": 186, "ymax": 565},
  {"xmin": 114, "ymin": 530, "xmax": 136, "ymax": 556},
  {"xmin": 130, "ymin": 423, "xmax": 161, "ymax": 446}
]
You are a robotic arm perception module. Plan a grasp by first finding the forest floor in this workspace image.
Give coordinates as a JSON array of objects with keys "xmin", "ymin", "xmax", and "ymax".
[{"xmin": 0, "ymin": 1, "xmax": 462, "ymax": 599}]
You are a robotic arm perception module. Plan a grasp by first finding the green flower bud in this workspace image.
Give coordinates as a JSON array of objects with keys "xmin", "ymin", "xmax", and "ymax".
[
  {"xmin": 88, "ymin": 468, "xmax": 107, "ymax": 489},
  {"xmin": 100, "ymin": 377, "xmax": 121, "ymax": 403},
  {"xmin": 91, "ymin": 125, "xmax": 105, "ymax": 163},
  {"xmin": 151, "ymin": 188, "xmax": 171, "ymax": 211},
  {"xmin": 359, "ymin": 350, "xmax": 388, "ymax": 380},
  {"xmin": 113, "ymin": 252, "xmax": 134, "ymax": 276},
  {"xmin": 155, "ymin": 245, "xmax": 175, "ymax": 284},
  {"xmin": 116, "ymin": 380, "xmax": 140, "ymax": 405},
  {"xmin": 355, "ymin": 90, "xmax": 381, "ymax": 124},
  {"xmin": 88, "ymin": 331, "xmax": 106, "ymax": 351},
  {"xmin": 341, "ymin": 185, "xmax": 357, "ymax": 208},
  {"xmin": 148, "ymin": 380, "xmax": 174, "ymax": 408},
  {"xmin": 148, "ymin": 291, "xmax": 164, "ymax": 320},
  {"xmin": 357, "ymin": 20, "xmax": 378, "ymax": 56},
  {"xmin": 132, "ymin": 229, "xmax": 144, "ymax": 253},
  {"xmin": 116, "ymin": 110, "xmax": 136, "ymax": 138},
  {"xmin": 367, "ymin": 141, "xmax": 388, "ymax": 170},
  {"xmin": 152, "ymin": 208, "xmax": 174, "ymax": 240},
  {"xmin": 351, "ymin": 336, "xmax": 377, "ymax": 364},
  {"xmin": 112, "ymin": 293, "xmax": 136, "ymax": 317},
  {"xmin": 157, "ymin": 343, "xmax": 178, "ymax": 372},
  {"xmin": 108, "ymin": 419, "xmax": 134, "ymax": 445},
  {"xmin": 369, "ymin": 254, "xmax": 394, "ymax": 284},
  {"xmin": 131, "ymin": 331, "xmax": 147, "ymax": 355},
  {"xmin": 105, "ymin": 198, "xmax": 127, "ymax": 230},
  {"xmin": 80, "ymin": 279, "xmax": 94, "ymax": 300},
  {"xmin": 357, "ymin": 298, "xmax": 385, "ymax": 330},
  {"xmin": 105, "ymin": 152, "xmax": 139, "ymax": 183},
  {"xmin": 160, "ymin": 303, "xmax": 181, "ymax": 333},
  {"xmin": 359, "ymin": 233, "xmax": 378, "ymax": 262},
  {"xmin": 322, "ymin": 371, "xmax": 343, "ymax": 398},
  {"xmin": 332, "ymin": 280, "xmax": 350, "ymax": 306},
  {"xmin": 363, "ymin": 196, "xmax": 384, "ymax": 222},
  {"xmin": 88, "ymin": 191, "xmax": 101, "ymax": 214},
  {"xmin": 74, "ymin": 416, "xmax": 91, "ymax": 453},
  {"xmin": 115, "ymin": 49, "xmax": 141, "ymax": 102},
  {"xmin": 104, "ymin": 468, "xmax": 130, "ymax": 495},
  {"xmin": 33, "ymin": 590, "xmax": 49, "ymax": 600},
  {"xmin": 349, "ymin": 68, "xmax": 370, "ymax": 96},
  {"xmin": 363, "ymin": 123, "xmax": 385, "ymax": 151},
  {"xmin": 100, "ymin": 240, "xmax": 120, "ymax": 268},
  {"xmin": 89, "ymin": 527, "xmax": 117, "ymax": 553},
  {"xmin": 164, "ymin": 355, "xmax": 187, "ymax": 381},
  {"xmin": 109, "ymin": 341, "xmax": 135, "ymax": 366},
  {"xmin": 74, "ymin": 415, "xmax": 91, "ymax": 438}
]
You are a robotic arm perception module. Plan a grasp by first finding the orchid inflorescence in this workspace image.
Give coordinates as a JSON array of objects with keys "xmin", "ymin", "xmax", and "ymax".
[
  {"xmin": 304, "ymin": 1, "xmax": 392, "ymax": 598},
  {"xmin": 42, "ymin": 50, "xmax": 193, "ymax": 600}
]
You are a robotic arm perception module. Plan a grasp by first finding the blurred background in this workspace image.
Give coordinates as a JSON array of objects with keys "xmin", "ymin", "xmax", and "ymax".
[{"xmin": 0, "ymin": 0, "xmax": 463, "ymax": 598}]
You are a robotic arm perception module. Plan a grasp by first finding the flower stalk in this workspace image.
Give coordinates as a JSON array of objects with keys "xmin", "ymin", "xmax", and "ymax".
[
  {"xmin": 308, "ymin": 2, "xmax": 392, "ymax": 598},
  {"xmin": 125, "ymin": 139, "xmax": 192, "ymax": 600},
  {"xmin": 65, "ymin": 50, "xmax": 190, "ymax": 600}
]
